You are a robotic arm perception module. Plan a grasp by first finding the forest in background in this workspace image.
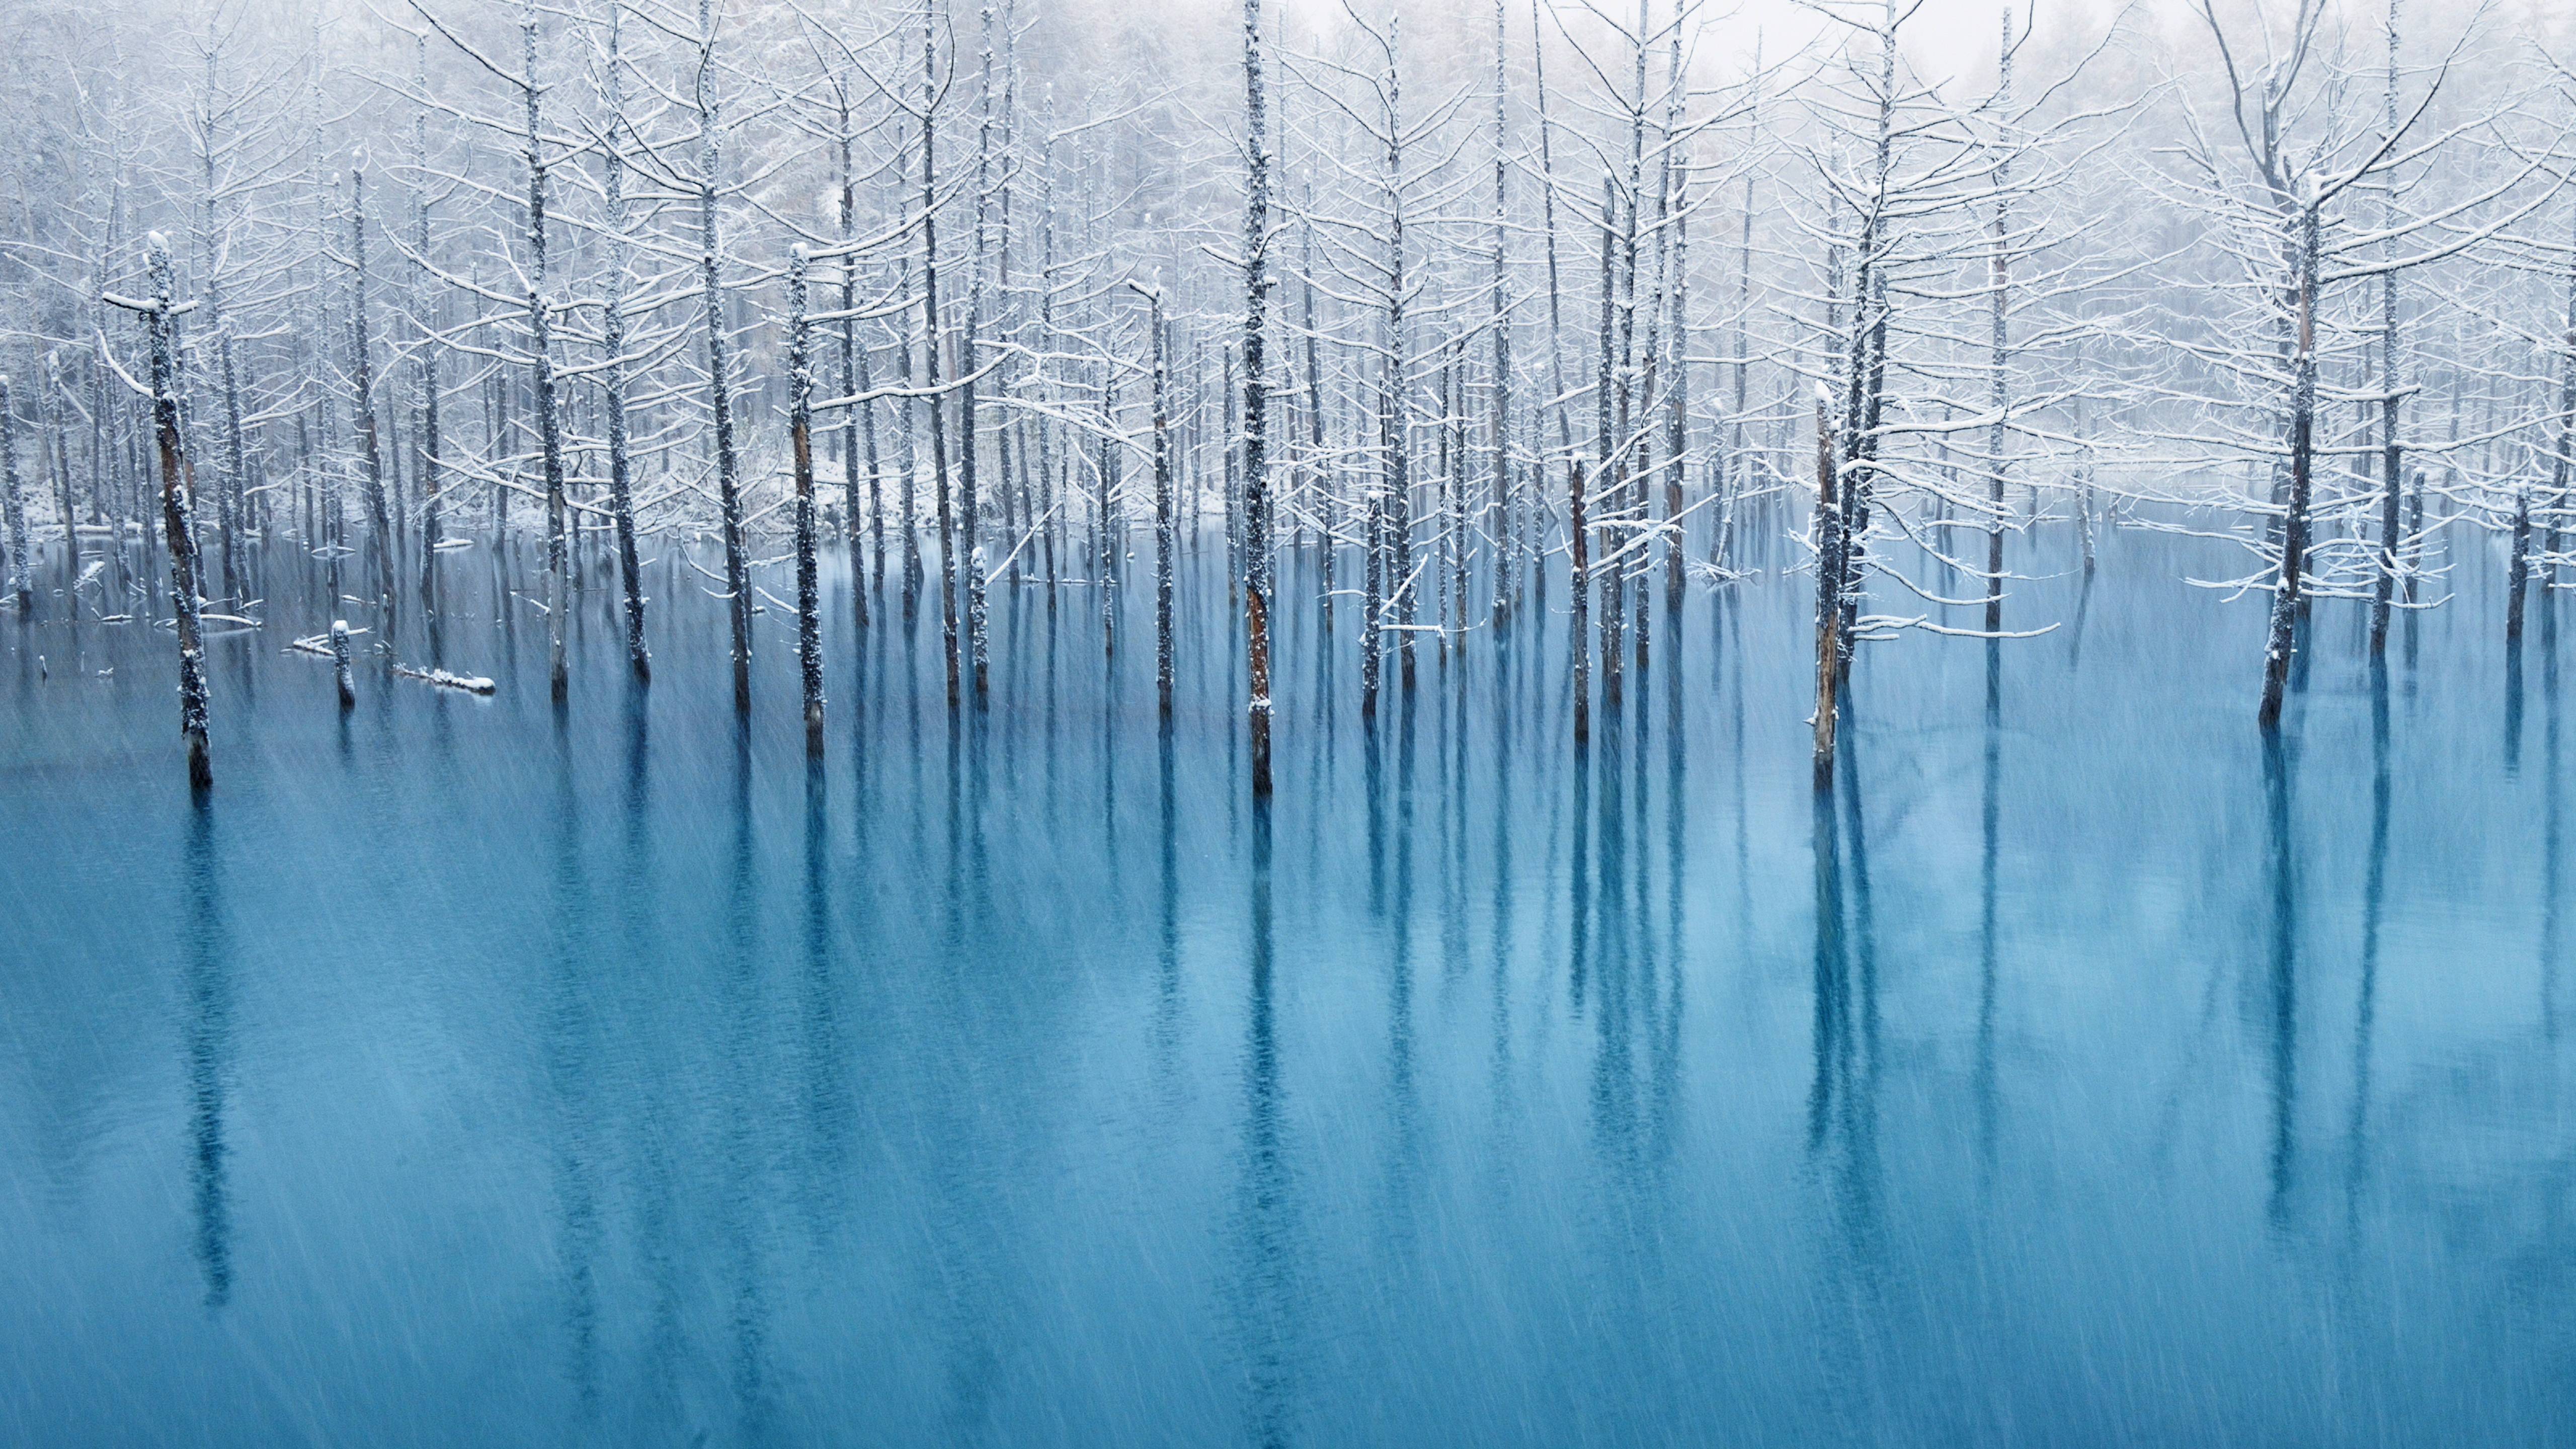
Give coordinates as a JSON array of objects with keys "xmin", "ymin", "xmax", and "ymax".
[{"xmin": 5, "ymin": 0, "xmax": 2576, "ymax": 785}]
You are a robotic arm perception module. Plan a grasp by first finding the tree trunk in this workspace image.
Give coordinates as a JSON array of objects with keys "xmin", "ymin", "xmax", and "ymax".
[
  {"xmin": 697, "ymin": 0, "xmax": 750, "ymax": 711},
  {"xmin": 1242, "ymin": 0, "xmax": 1273, "ymax": 794},
  {"xmin": 2260, "ymin": 191, "xmax": 2321, "ymax": 729},
  {"xmin": 1150, "ymin": 295, "xmax": 1175, "ymax": 716},
  {"xmin": 1811, "ymin": 389, "xmax": 1841, "ymax": 784},
  {"xmin": 139, "ymin": 236, "xmax": 213, "ymax": 787},
  {"xmin": 1571, "ymin": 460, "xmax": 1589, "ymax": 744},
  {"xmin": 789, "ymin": 249, "xmax": 825, "ymax": 751}
]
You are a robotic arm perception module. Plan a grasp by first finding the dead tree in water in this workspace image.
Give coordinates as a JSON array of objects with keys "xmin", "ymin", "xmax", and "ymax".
[
  {"xmin": 1240, "ymin": 0, "xmax": 1275, "ymax": 796},
  {"xmin": 960, "ymin": 0, "xmax": 1001, "ymax": 700},
  {"xmin": 2367, "ymin": 2, "xmax": 2404, "ymax": 660},
  {"xmin": 1570, "ymin": 460, "xmax": 1590, "ymax": 744},
  {"xmin": 108, "ymin": 234, "xmax": 213, "ymax": 788},
  {"xmin": 2, "ymin": 377, "xmax": 26, "ymax": 614},
  {"xmin": 348, "ymin": 159, "xmax": 393, "ymax": 612},
  {"xmin": 410, "ymin": 32, "xmax": 444, "ymax": 611},
  {"xmin": 688, "ymin": 0, "xmax": 751, "ymax": 710},
  {"xmin": 917, "ymin": 8, "xmax": 961, "ymax": 707},
  {"xmin": 1811, "ymin": 386, "xmax": 1842, "ymax": 784},
  {"xmin": 1983, "ymin": 9, "xmax": 2013, "ymax": 637},
  {"xmin": 1133, "ymin": 283, "xmax": 1175, "ymax": 717},
  {"xmin": 2522, "ymin": 184, "xmax": 2576, "ymax": 650},
  {"xmin": 332, "ymin": 618, "xmax": 355, "ymax": 709},
  {"xmin": 789, "ymin": 247, "xmax": 826, "ymax": 752},
  {"xmin": 595, "ymin": 0, "xmax": 649, "ymax": 680},
  {"xmin": 1487, "ymin": 0, "xmax": 1515, "ymax": 625},
  {"xmin": 2259, "ymin": 180, "xmax": 2320, "ymax": 732}
]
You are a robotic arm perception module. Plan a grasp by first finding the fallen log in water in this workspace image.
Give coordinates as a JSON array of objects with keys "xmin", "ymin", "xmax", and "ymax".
[
  {"xmin": 285, "ymin": 628, "xmax": 369, "ymax": 658},
  {"xmin": 391, "ymin": 664, "xmax": 497, "ymax": 695}
]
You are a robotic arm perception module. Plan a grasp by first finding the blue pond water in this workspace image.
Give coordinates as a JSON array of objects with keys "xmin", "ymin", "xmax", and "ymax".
[{"xmin": 2, "ymin": 526, "xmax": 2571, "ymax": 1446}]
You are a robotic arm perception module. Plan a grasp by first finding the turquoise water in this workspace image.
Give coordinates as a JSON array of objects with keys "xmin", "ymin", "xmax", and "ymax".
[{"xmin": 3, "ymin": 528, "xmax": 2570, "ymax": 1445}]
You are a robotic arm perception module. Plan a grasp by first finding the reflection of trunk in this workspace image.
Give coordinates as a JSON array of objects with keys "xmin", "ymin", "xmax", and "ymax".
[
  {"xmin": 1230, "ymin": 789, "xmax": 1293, "ymax": 1447},
  {"xmin": 2349, "ymin": 669, "xmax": 2391, "ymax": 1208},
  {"xmin": 2261, "ymin": 732, "xmax": 2298, "ymax": 1229},
  {"xmin": 184, "ymin": 800, "xmax": 232, "ymax": 1307},
  {"xmin": 2544, "ymin": 642, "xmax": 2564, "ymax": 1038},
  {"xmin": 1806, "ymin": 777, "xmax": 1845, "ymax": 1152},
  {"xmin": 1975, "ymin": 640, "xmax": 2001, "ymax": 1172}
]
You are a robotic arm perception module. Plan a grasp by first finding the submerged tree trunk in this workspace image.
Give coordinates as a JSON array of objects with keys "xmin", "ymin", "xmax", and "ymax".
[{"xmin": 332, "ymin": 617, "xmax": 355, "ymax": 709}]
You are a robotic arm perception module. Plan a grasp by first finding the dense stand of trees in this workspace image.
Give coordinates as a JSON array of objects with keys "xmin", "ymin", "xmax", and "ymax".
[{"xmin": 4, "ymin": 0, "xmax": 2575, "ymax": 788}]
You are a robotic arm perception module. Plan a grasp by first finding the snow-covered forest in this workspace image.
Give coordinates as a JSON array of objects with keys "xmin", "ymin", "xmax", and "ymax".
[{"xmin": 5, "ymin": 0, "xmax": 2576, "ymax": 782}]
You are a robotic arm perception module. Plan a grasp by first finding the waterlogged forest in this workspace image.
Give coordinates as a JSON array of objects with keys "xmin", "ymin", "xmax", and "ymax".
[{"xmin": 4, "ymin": 0, "xmax": 2575, "ymax": 1443}]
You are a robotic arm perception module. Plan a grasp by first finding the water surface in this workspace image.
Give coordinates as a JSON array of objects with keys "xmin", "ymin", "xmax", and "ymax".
[{"xmin": 3, "ymin": 528, "xmax": 2570, "ymax": 1445}]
